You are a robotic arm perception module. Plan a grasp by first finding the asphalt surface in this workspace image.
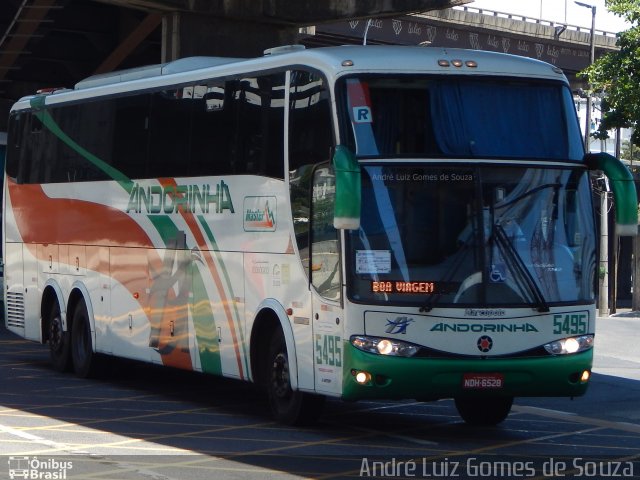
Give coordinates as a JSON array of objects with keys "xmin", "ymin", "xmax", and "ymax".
[{"xmin": 0, "ymin": 311, "xmax": 638, "ymax": 480}]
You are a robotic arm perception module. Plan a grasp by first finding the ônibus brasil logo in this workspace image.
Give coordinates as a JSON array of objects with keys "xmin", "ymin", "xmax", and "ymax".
[
  {"xmin": 8, "ymin": 456, "xmax": 73, "ymax": 479},
  {"xmin": 126, "ymin": 180, "xmax": 234, "ymax": 215}
]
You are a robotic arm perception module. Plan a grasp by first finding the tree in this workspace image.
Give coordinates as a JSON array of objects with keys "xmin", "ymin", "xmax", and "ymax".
[
  {"xmin": 622, "ymin": 139, "xmax": 640, "ymax": 164},
  {"xmin": 583, "ymin": 2, "xmax": 640, "ymax": 312},
  {"xmin": 583, "ymin": 0, "xmax": 640, "ymax": 146}
]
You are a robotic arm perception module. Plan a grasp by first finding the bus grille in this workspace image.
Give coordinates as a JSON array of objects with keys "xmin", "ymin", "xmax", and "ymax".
[{"xmin": 6, "ymin": 292, "xmax": 25, "ymax": 328}]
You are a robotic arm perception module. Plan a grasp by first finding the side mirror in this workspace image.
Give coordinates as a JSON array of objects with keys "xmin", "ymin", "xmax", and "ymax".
[
  {"xmin": 585, "ymin": 152, "xmax": 638, "ymax": 236},
  {"xmin": 332, "ymin": 145, "xmax": 361, "ymax": 230}
]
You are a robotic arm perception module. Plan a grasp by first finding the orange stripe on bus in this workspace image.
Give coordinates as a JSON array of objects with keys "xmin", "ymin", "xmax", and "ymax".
[{"xmin": 157, "ymin": 178, "xmax": 245, "ymax": 379}]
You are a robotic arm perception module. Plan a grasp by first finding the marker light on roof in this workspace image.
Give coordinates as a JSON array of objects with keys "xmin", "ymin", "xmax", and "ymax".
[
  {"xmin": 36, "ymin": 87, "xmax": 62, "ymax": 94},
  {"xmin": 438, "ymin": 59, "xmax": 450, "ymax": 67},
  {"xmin": 465, "ymin": 60, "xmax": 478, "ymax": 68},
  {"xmin": 342, "ymin": 60, "xmax": 354, "ymax": 67},
  {"xmin": 451, "ymin": 59, "xmax": 463, "ymax": 67}
]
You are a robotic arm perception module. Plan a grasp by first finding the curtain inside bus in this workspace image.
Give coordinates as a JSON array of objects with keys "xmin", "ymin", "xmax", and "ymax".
[{"xmin": 430, "ymin": 82, "xmax": 571, "ymax": 158}]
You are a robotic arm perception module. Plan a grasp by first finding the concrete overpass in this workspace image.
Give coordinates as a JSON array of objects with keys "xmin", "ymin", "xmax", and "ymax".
[
  {"xmin": 0, "ymin": 0, "xmax": 469, "ymax": 129},
  {"xmin": 0, "ymin": 0, "xmax": 620, "ymax": 129},
  {"xmin": 311, "ymin": 6, "xmax": 619, "ymax": 88}
]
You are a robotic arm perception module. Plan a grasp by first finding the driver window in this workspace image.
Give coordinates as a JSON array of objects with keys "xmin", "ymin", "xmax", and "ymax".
[{"xmin": 311, "ymin": 165, "xmax": 341, "ymax": 300}]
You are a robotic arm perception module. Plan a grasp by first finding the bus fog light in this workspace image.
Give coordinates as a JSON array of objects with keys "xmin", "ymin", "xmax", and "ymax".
[
  {"xmin": 544, "ymin": 334, "xmax": 593, "ymax": 355},
  {"xmin": 351, "ymin": 335, "xmax": 419, "ymax": 357},
  {"xmin": 581, "ymin": 370, "xmax": 590, "ymax": 382},
  {"xmin": 352, "ymin": 370, "xmax": 371, "ymax": 384}
]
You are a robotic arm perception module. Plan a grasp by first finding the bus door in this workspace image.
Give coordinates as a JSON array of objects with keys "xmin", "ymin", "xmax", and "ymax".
[
  {"xmin": 288, "ymin": 69, "xmax": 341, "ymax": 394},
  {"xmin": 309, "ymin": 165, "xmax": 343, "ymax": 396}
]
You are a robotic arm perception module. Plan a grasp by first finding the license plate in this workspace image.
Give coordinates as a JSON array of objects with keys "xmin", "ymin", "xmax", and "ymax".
[{"xmin": 462, "ymin": 373, "xmax": 504, "ymax": 389}]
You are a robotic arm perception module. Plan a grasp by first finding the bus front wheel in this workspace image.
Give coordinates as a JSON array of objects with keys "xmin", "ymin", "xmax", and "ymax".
[
  {"xmin": 454, "ymin": 396, "xmax": 513, "ymax": 426},
  {"xmin": 70, "ymin": 298, "xmax": 99, "ymax": 378},
  {"xmin": 266, "ymin": 329, "xmax": 324, "ymax": 425},
  {"xmin": 48, "ymin": 302, "xmax": 71, "ymax": 372}
]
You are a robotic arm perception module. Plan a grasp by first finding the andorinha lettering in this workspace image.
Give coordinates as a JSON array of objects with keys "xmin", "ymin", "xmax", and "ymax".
[
  {"xmin": 126, "ymin": 180, "xmax": 235, "ymax": 214},
  {"xmin": 430, "ymin": 322, "xmax": 539, "ymax": 333}
]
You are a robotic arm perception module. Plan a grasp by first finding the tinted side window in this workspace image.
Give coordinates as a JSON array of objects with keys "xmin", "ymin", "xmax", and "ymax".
[
  {"xmin": 112, "ymin": 94, "xmax": 151, "ymax": 179},
  {"xmin": 148, "ymin": 89, "xmax": 191, "ymax": 178},
  {"xmin": 231, "ymin": 73, "xmax": 285, "ymax": 178},
  {"xmin": 6, "ymin": 111, "xmax": 25, "ymax": 181},
  {"xmin": 9, "ymin": 73, "xmax": 288, "ymax": 184},
  {"xmin": 189, "ymin": 83, "xmax": 234, "ymax": 176},
  {"xmin": 177, "ymin": 74, "xmax": 286, "ymax": 179},
  {"xmin": 48, "ymin": 102, "xmax": 113, "ymax": 182},
  {"xmin": 311, "ymin": 164, "xmax": 340, "ymax": 300},
  {"xmin": 289, "ymin": 70, "xmax": 334, "ymax": 280},
  {"xmin": 23, "ymin": 113, "xmax": 49, "ymax": 183},
  {"xmin": 289, "ymin": 70, "xmax": 333, "ymax": 172},
  {"xmin": 12, "ymin": 100, "xmax": 119, "ymax": 184}
]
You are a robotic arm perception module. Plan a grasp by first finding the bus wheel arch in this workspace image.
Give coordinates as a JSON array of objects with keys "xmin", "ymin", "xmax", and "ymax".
[
  {"xmin": 249, "ymin": 302, "xmax": 324, "ymax": 425},
  {"xmin": 265, "ymin": 327, "xmax": 325, "ymax": 425},
  {"xmin": 250, "ymin": 301, "xmax": 298, "ymax": 390}
]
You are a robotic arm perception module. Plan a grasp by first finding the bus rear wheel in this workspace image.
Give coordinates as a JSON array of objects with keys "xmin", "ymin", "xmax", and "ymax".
[
  {"xmin": 454, "ymin": 396, "xmax": 513, "ymax": 426},
  {"xmin": 48, "ymin": 302, "xmax": 71, "ymax": 372},
  {"xmin": 70, "ymin": 298, "xmax": 99, "ymax": 378},
  {"xmin": 266, "ymin": 329, "xmax": 324, "ymax": 425}
]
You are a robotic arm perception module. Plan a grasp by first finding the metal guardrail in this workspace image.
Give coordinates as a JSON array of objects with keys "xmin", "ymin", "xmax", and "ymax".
[{"xmin": 453, "ymin": 5, "xmax": 619, "ymax": 38}]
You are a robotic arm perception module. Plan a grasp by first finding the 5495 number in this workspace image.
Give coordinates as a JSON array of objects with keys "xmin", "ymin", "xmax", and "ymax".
[
  {"xmin": 315, "ymin": 334, "xmax": 342, "ymax": 367},
  {"xmin": 553, "ymin": 313, "xmax": 588, "ymax": 335}
]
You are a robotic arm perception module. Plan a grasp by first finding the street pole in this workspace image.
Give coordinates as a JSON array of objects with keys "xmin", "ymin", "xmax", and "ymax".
[
  {"xmin": 600, "ymin": 183, "xmax": 609, "ymax": 316},
  {"xmin": 575, "ymin": 2, "xmax": 596, "ymax": 150},
  {"xmin": 576, "ymin": 2, "xmax": 608, "ymax": 314}
]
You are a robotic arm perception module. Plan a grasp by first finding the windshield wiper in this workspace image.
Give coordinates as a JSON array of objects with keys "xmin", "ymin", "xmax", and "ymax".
[
  {"xmin": 498, "ymin": 183, "xmax": 561, "ymax": 208},
  {"xmin": 493, "ymin": 224, "xmax": 550, "ymax": 313}
]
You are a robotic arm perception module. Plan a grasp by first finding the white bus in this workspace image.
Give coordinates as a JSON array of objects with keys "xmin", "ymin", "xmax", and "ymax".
[{"xmin": 3, "ymin": 45, "xmax": 637, "ymax": 425}]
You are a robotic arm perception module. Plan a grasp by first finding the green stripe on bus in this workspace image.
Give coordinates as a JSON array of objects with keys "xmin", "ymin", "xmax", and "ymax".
[
  {"xmin": 190, "ymin": 263, "xmax": 223, "ymax": 375},
  {"xmin": 198, "ymin": 214, "xmax": 250, "ymax": 377}
]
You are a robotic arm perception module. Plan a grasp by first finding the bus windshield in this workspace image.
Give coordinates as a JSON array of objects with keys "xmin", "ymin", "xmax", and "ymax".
[
  {"xmin": 346, "ymin": 166, "xmax": 596, "ymax": 307},
  {"xmin": 338, "ymin": 75, "xmax": 584, "ymax": 161}
]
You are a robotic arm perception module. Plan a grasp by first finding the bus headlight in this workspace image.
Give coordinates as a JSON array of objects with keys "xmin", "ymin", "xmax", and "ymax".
[
  {"xmin": 351, "ymin": 335, "xmax": 419, "ymax": 357},
  {"xmin": 543, "ymin": 334, "xmax": 594, "ymax": 355}
]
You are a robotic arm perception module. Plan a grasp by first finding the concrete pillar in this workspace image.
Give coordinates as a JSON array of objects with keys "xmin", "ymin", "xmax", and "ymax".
[{"xmin": 161, "ymin": 12, "xmax": 300, "ymax": 61}]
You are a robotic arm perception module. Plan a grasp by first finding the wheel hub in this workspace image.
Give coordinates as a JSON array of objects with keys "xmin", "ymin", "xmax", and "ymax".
[
  {"xmin": 49, "ymin": 316, "xmax": 63, "ymax": 352},
  {"xmin": 271, "ymin": 352, "xmax": 291, "ymax": 398}
]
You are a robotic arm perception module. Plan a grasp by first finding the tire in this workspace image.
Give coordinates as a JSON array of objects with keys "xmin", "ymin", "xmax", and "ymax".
[
  {"xmin": 266, "ymin": 329, "xmax": 325, "ymax": 425},
  {"xmin": 454, "ymin": 396, "xmax": 513, "ymax": 426},
  {"xmin": 70, "ymin": 298, "xmax": 98, "ymax": 378},
  {"xmin": 48, "ymin": 301, "xmax": 71, "ymax": 372}
]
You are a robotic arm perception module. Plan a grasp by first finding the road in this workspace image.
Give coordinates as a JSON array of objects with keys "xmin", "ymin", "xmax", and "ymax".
[{"xmin": 0, "ymin": 312, "xmax": 639, "ymax": 480}]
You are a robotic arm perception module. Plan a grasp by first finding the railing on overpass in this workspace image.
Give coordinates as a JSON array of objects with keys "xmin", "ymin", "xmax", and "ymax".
[
  {"xmin": 452, "ymin": 5, "xmax": 619, "ymax": 39},
  {"xmin": 310, "ymin": 5, "xmax": 619, "ymax": 79}
]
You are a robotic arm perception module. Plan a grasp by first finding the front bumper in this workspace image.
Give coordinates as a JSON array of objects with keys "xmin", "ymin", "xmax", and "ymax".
[{"xmin": 342, "ymin": 343, "xmax": 592, "ymax": 400}]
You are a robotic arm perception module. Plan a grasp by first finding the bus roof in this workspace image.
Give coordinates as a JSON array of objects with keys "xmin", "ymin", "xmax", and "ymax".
[{"xmin": 11, "ymin": 45, "xmax": 567, "ymax": 111}]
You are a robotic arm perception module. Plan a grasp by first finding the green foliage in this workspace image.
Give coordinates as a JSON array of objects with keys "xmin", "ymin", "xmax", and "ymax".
[
  {"xmin": 583, "ymin": 0, "xmax": 640, "ymax": 146},
  {"xmin": 621, "ymin": 139, "xmax": 640, "ymax": 163}
]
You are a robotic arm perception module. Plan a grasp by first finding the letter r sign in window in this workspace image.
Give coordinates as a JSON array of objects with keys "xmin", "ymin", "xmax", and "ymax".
[{"xmin": 352, "ymin": 106, "xmax": 372, "ymax": 123}]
